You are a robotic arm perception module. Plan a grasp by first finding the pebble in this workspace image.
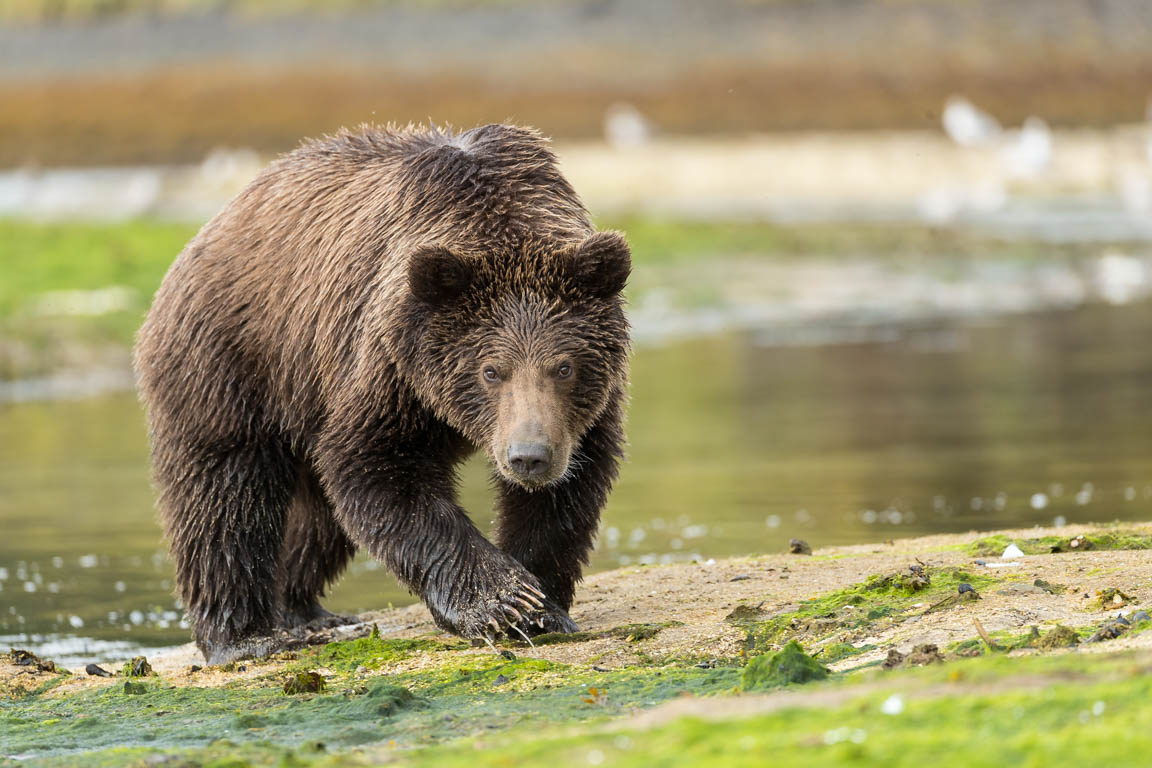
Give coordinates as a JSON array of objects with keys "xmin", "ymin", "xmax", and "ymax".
[
  {"xmin": 492, "ymin": 674, "xmax": 509, "ymax": 686},
  {"xmin": 789, "ymin": 539, "xmax": 812, "ymax": 555},
  {"xmin": 1130, "ymin": 610, "xmax": 1151, "ymax": 623}
]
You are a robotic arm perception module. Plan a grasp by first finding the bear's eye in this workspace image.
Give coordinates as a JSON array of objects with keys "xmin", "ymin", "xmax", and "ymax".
[
  {"xmin": 556, "ymin": 364, "xmax": 573, "ymax": 380},
  {"xmin": 482, "ymin": 366, "xmax": 501, "ymax": 383}
]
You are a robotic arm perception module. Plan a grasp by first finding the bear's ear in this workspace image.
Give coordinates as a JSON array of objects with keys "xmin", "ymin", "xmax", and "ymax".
[
  {"xmin": 568, "ymin": 231, "xmax": 631, "ymax": 299},
  {"xmin": 408, "ymin": 246, "xmax": 474, "ymax": 306}
]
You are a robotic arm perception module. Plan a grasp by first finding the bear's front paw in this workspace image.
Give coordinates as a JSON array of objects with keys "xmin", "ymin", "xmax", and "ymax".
[{"xmin": 435, "ymin": 571, "xmax": 574, "ymax": 642}]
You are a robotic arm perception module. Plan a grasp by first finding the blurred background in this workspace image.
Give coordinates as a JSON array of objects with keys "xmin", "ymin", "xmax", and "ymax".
[{"xmin": 2, "ymin": 0, "xmax": 1152, "ymax": 663}]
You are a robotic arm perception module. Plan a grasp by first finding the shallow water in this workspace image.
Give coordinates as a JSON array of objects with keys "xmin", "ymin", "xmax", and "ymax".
[{"xmin": 3, "ymin": 300, "xmax": 1152, "ymax": 661}]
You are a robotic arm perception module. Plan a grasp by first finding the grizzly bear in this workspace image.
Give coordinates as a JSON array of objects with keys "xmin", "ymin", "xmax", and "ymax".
[{"xmin": 135, "ymin": 124, "xmax": 630, "ymax": 665}]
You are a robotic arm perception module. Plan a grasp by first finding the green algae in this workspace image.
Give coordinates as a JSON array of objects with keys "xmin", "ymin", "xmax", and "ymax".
[
  {"xmin": 289, "ymin": 626, "xmax": 451, "ymax": 675},
  {"xmin": 0, "ymin": 646, "xmax": 739, "ymax": 764},
  {"xmin": 15, "ymin": 648, "xmax": 1152, "ymax": 767},
  {"xmin": 967, "ymin": 530, "xmax": 1152, "ymax": 558},
  {"xmin": 742, "ymin": 641, "xmax": 828, "ymax": 691},
  {"xmin": 731, "ymin": 567, "xmax": 996, "ymax": 654},
  {"xmin": 397, "ymin": 662, "xmax": 1152, "ymax": 768}
]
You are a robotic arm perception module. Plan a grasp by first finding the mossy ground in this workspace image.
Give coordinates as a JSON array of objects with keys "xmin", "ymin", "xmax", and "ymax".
[
  {"xmin": 10, "ymin": 650, "xmax": 1152, "ymax": 767},
  {"xmin": 3, "ymin": 524, "xmax": 1151, "ymax": 767},
  {"xmin": 728, "ymin": 565, "xmax": 997, "ymax": 663},
  {"xmin": 966, "ymin": 530, "xmax": 1152, "ymax": 558},
  {"xmin": 0, "ymin": 634, "xmax": 740, "ymax": 764}
]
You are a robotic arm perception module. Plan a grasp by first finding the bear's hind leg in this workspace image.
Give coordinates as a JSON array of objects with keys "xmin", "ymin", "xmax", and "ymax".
[
  {"xmin": 158, "ymin": 435, "xmax": 296, "ymax": 665},
  {"xmin": 279, "ymin": 467, "xmax": 358, "ymax": 630}
]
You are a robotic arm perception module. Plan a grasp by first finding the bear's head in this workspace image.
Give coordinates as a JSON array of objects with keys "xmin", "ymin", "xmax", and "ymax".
[{"xmin": 400, "ymin": 231, "xmax": 630, "ymax": 489}]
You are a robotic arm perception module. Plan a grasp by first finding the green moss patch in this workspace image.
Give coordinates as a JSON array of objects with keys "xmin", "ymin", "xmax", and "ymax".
[
  {"xmin": 742, "ymin": 641, "xmax": 829, "ymax": 691},
  {"xmin": 0, "ymin": 643, "xmax": 739, "ymax": 763},
  {"xmin": 967, "ymin": 530, "xmax": 1152, "ymax": 558},
  {"xmin": 730, "ymin": 566, "xmax": 996, "ymax": 657},
  {"xmin": 289, "ymin": 625, "xmax": 452, "ymax": 675}
]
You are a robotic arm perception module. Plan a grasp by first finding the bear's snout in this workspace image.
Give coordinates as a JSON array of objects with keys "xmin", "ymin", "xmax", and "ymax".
[{"xmin": 508, "ymin": 441, "xmax": 553, "ymax": 480}]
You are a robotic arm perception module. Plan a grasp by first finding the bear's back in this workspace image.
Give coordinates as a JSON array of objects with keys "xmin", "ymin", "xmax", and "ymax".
[{"xmin": 137, "ymin": 124, "xmax": 593, "ymax": 440}]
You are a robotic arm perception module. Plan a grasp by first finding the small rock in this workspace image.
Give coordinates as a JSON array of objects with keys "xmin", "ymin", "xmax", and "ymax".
[
  {"xmin": 1129, "ymin": 610, "xmax": 1151, "ymax": 624},
  {"xmin": 9, "ymin": 650, "xmax": 56, "ymax": 673},
  {"xmin": 283, "ymin": 671, "xmax": 326, "ymax": 695},
  {"xmin": 973, "ymin": 559, "xmax": 987, "ymax": 566},
  {"xmin": 729, "ymin": 575, "xmax": 751, "ymax": 582},
  {"xmin": 1036, "ymin": 625, "xmax": 1080, "ymax": 649},
  {"xmin": 788, "ymin": 539, "xmax": 812, "ymax": 555},
  {"xmin": 499, "ymin": 650, "xmax": 517, "ymax": 661},
  {"xmin": 907, "ymin": 644, "xmax": 944, "ymax": 666},
  {"xmin": 958, "ymin": 583, "xmax": 977, "ymax": 595},
  {"xmin": 1033, "ymin": 579, "xmax": 1066, "ymax": 595},
  {"xmin": 356, "ymin": 665, "xmax": 369, "ymax": 675},
  {"xmin": 124, "ymin": 656, "xmax": 153, "ymax": 678},
  {"xmin": 189, "ymin": 665, "xmax": 202, "ymax": 673},
  {"xmin": 592, "ymin": 665, "xmax": 611, "ymax": 672},
  {"xmin": 1001, "ymin": 543, "xmax": 1024, "ymax": 559},
  {"xmin": 1068, "ymin": 534, "xmax": 1092, "ymax": 551},
  {"xmin": 882, "ymin": 649, "xmax": 906, "ymax": 669},
  {"xmin": 1086, "ymin": 621, "xmax": 1128, "ymax": 643},
  {"xmin": 725, "ymin": 604, "xmax": 765, "ymax": 623},
  {"xmin": 123, "ymin": 680, "xmax": 148, "ymax": 695},
  {"xmin": 1115, "ymin": 614, "xmax": 1131, "ymax": 626},
  {"xmin": 492, "ymin": 674, "xmax": 509, "ymax": 686},
  {"xmin": 1095, "ymin": 588, "xmax": 1133, "ymax": 610},
  {"xmin": 86, "ymin": 663, "xmax": 114, "ymax": 677}
]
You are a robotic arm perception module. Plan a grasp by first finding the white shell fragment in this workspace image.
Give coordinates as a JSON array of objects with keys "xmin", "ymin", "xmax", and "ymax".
[{"xmin": 1001, "ymin": 543, "xmax": 1025, "ymax": 559}]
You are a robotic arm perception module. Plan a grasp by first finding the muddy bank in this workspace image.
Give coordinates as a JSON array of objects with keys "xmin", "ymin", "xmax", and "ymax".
[{"xmin": 3, "ymin": 522, "xmax": 1151, "ymax": 765}]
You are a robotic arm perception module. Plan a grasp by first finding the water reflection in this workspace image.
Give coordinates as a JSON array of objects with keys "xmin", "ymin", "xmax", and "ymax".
[{"xmin": 3, "ymin": 300, "xmax": 1152, "ymax": 660}]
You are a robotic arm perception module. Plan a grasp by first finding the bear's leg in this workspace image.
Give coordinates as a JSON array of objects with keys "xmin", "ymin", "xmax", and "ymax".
[
  {"xmin": 157, "ymin": 435, "xmax": 296, "ymax": 665},
  {"xmin": 494, "ymin": 397, "xmax": 625, "ymax": 631},
  {"xmin": 317, "ymin": 402, "xmax": 571, "ymax": 640},
  {"xmin": 279, "ymin": 467, "xmax": 359, "ymax": 629}
]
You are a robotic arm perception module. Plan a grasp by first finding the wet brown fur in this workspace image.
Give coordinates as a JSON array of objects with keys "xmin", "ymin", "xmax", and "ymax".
[{"xmin": 134, "ymin": 124, "xmax": 630, "ymax": 664}]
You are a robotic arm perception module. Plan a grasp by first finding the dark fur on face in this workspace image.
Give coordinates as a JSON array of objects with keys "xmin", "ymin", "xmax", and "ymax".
[
  {"xmin": 401, "ymin": 235, "xmax": 630, "ymax": 488},
  {"xmin": 135, "ymin": 123, "xmax": 630, "ymax": 664}
]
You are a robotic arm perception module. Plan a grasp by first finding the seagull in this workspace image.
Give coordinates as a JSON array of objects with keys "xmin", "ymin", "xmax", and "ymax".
[
  {"xmin": 1000, "ymin": 116, "xmax": 1052, "ymax": 179},
  {"xmin": 603, "ymin": 102, "xmax": 651, "ymax": 150},
  {"xmin": 942, "ymin": 96, "xmax": 1001, "ymax": 147}
]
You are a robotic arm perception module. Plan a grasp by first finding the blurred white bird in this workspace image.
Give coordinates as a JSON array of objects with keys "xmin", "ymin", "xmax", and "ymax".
[
  {"xmin": 603, "ymin": 102, "xmax": 651, "ymax": 150},
  {"xmin": 1000, "ymin": 116, "xmax": 1052, "ymax": 179},
  {"xmin": 942, "ymin": 96, "xmax": 1001, "ymax": 147}
]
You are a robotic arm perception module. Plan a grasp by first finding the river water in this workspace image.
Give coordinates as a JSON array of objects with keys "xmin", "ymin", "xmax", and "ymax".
[{"xmin": 3, "ymin": 300, "xmax": 1152, "ymax": 662}]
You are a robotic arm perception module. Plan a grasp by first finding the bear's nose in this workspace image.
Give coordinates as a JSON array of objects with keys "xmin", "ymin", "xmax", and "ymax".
[{"xmin": 508, "ymin": 442, "xmax": 553, "ymax": 479}]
